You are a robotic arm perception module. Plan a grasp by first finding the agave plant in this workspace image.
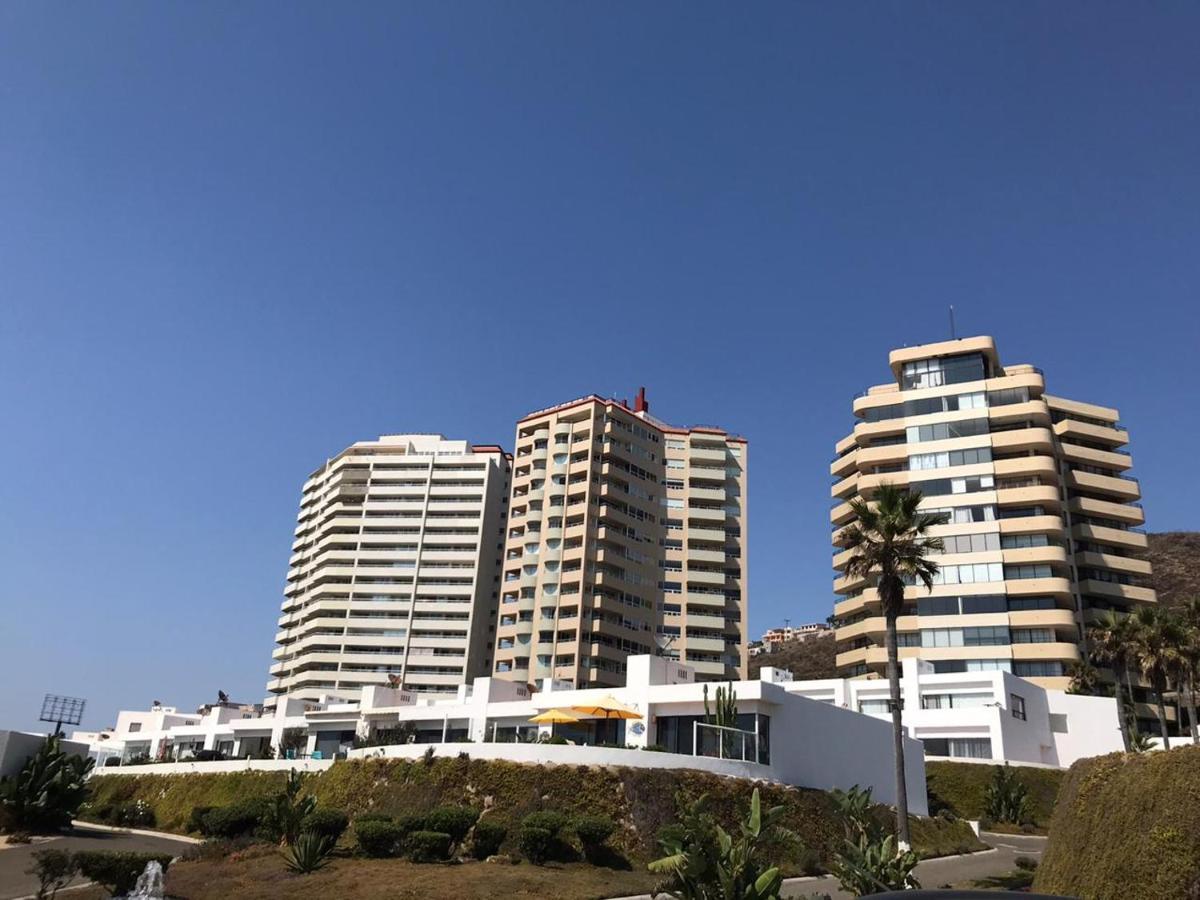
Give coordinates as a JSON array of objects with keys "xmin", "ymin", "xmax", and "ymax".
[
  {"xmin": 281, "ymin": 830, "xmax": 336, "ymax": 874},
  {"xmin": 982, "ymin": 765, "xmax": 1032, "ymax": 825},
  {"xmin": 0, "ymin": 736, "xmax": 93, "ymax": 833},
  {"xmin": 649, "ymin": 788, "xmax": 797, "ymax": 900}
]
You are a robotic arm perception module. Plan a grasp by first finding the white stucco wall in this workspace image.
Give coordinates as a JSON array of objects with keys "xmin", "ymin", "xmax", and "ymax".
[{"xmin": 1045, "ymin": 691, "xmax": 1123, "ymax": 766}]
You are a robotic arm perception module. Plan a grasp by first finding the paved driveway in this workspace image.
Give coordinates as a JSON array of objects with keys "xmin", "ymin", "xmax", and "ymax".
[
  {"xmin": 780, "ymin": 832, "xmax": 1048, "ymax": 899},
  {"xmin": 0, "ymin": 825, "xmax": 194, "ymax": 900}
]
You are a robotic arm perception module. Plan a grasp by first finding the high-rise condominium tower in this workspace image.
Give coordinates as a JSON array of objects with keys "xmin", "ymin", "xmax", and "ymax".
[
  {"xmin": 267, "ymin": 434, "xmax": 510, "ymax": 707},
  {"xmin": 832, "ymin": 336, "xmax": 1155, "ymax": 693},
  {"xmin": 493, "ymin": 389, "xmax": 747, "ymax": 688}
]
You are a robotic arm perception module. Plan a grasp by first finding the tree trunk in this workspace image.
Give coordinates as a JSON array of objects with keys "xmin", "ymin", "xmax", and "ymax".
[
  {"xmin": 884, "ymin": 611, "xmax": 911, "ymax": 851},
  {"xmin": 1124, "ymin": 667, "xmax": 1139, "ymax": 744},
  {"xmin": 1111, "ymin": 667, "xmax": 1131, "ymax": 752},
  {"xmin": 1187, "ymin": 674, "xmax": 1199, "ymax": 745},
  {"xmin": 1155, "ymin": 685, "xmax": 1170, "ymax": 750}
]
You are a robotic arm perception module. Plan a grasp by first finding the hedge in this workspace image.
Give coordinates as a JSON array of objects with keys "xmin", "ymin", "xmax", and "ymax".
[
  {"xmin": 1033, "ymin": 745, "xmax": 1200, "ymax": 900},
  {"xmin": 81, "ymin": 757, "xmax": 982, "ymax": 867},
  {"xmin": 925, "ymin": 760, "xmax": 1064, "ymax": 830}
]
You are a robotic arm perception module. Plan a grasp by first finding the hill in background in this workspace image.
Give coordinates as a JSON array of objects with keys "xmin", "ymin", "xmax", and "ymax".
[
  {"xmin": 748, "ymin": 632, "xmax": 837, "ymax": 680},
  {"xmin": 1146, "ymin": 531, "xmax": 1200, "ymax": 608}
]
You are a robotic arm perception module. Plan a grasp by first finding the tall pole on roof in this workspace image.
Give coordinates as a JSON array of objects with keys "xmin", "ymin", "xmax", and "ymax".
[{"xmin": 949, "ymin": 305, "xmax": 957, "ymax": 339}]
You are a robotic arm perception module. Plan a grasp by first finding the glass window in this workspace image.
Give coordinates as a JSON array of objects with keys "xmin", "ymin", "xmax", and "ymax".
[{"xmin": 1010, "ymin": 694, "xmax": 1027, "ymax": 721}]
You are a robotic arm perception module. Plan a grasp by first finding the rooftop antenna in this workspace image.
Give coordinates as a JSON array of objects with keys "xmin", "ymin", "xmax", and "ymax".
[{"xmin": 949, "ymin": 305, "xmax": 957, "ymax": 339}]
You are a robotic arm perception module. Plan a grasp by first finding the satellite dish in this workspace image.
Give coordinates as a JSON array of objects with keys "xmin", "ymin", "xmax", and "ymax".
[
  {"xmin": 386, "ymin": 673, "xmax": 402, "ymax": 689},
  {"xmin": 655, "ymin": 634, "xmax": 676, "ymax": 655},
  {"xmin": 217, "ymin": 690, "xmax": 229, "ymax": 704}
]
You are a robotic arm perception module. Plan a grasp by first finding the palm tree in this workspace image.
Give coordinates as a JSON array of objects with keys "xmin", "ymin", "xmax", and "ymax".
[
  {"xmin": 1128, "ymin": 605, "xmax": 1185, "ymax": 750},
  {"xmin": 1088, "ymin": 612, "xmax": 1137, "ymax": 752},
  {"xmin": 1171, "ymin": 597, "xmax": 1200, "ymax": 744},
  {"xmin": 1065, "ymin": 657, "xmax": 1104, "ymax": 696},
  {"xmin": 839, "ymin": 482, "xmax": 945, "ymax": 850}
]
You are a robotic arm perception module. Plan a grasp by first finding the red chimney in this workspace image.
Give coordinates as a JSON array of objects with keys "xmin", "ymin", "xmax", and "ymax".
[{"xmin": 634, "ymin": 386, "xmax": 648, "ymax": 413}]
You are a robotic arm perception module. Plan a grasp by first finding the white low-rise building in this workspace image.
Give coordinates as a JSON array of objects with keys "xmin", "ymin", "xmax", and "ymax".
[
  {"xmin": 761, "ymin": 657, "xmax": 1122, "ymax": 768},
  {"xmin": 76, "ymin": 654, "xmax": 1123, "ymax": 814},
  {"xmin": 80, "ymin": 655, "xmax": 929, "ymax": 814}
]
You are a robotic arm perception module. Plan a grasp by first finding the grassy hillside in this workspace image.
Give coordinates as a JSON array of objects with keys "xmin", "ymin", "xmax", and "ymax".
[
  {"xmin": 81, "ymin": 756, "xmax": 982, "ymax": 866},
  {"xmin": 1033, "ymin": 745, "xmax": 1200, "ymax": 900},
  {"xmin": 1146, "ymin": 531, "xmax": 1200, "ymax": 609}
]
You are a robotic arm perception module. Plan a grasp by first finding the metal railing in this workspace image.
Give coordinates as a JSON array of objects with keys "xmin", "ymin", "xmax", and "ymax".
[{"xmin": 692, "ymin": 721, "xmax": 761, "ymax": 763}]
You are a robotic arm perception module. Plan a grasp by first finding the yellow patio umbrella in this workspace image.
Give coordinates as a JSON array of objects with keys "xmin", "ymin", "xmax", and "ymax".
[
  {"xmin": 529, "ymin": 708, "xmax": 584, "ymax": 724},
  {"xmin": 569, "ymin": 695, "xmax": 642, "ymax": 721}
]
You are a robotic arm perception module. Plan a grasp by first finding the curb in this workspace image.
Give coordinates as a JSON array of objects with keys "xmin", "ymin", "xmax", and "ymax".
[{"xmin": 71, "ymin": 820, "xmax": 203, "ymax": 845}]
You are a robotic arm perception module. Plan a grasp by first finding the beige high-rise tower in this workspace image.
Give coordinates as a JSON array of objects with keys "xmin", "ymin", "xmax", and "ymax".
[
  {"xmin": 832, "ymin": 337, "xmax": 1155, "ymax": 695},
  {"xmin": 493, "ymin": 389, "xmax": 747, "ymax": 688},
  {"xmin": 268, "ymin": 434, "xmax": 511, "ymax": 707}
]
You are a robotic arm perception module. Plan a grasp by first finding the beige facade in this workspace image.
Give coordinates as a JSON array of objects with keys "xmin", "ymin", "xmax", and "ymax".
[
  {"xmin": 493, "ymin": 390, "xmax": 747, "ymax": 688},
  {"xmin": 832, "ymin": 336, "xmax": 1155, "ymax": 693},
  {"xmin": 267, "ymin": 434, "xmax": 510, "ymax": 707}
]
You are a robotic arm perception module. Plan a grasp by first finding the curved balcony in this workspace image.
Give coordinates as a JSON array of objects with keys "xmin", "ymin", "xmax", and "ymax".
[
  {"xmin": 1011, "ymin": 642, "xmax": 1080, "ymax": 663},
  {"xmin": 830, "ymin": 500, "xmax": 855, "ymax": 527},
  {"xmin": 1058, "ymin": 442, "xmax": 1132, "ymax": 472},
  {"xmin": 1001, "ymin": 545, "xmax": 1068, "ymax": 566},
  {"xmin": 998, "ymin": 515, "xmax": 1065, "ymax": 537},
  {"xmin": 1066, "ymin": 470, "xmax": 1141, "ymax": 502},
  {"xmin": 858, "ymin": 472, "xmax": 912, "ymax": 496},
  {"xmin": 1075, "ymin": 550, "xmax": 1152, "ymax": 577},
  {"xmin": 996, "ymin": 485, "xmax": 1061, "ymax": 510},
  {"xmin": 1079, "ymin": 579, "xmax": 1156, "ymax": 605},
  {"xmin": 1068, "ymin": 496, "xmax": 1144, "ymax": 525},
  {"xmin": 1054, "ymin": 419, "xmax": 1127, "ymax": 448},
  {"xmin": 987, "ymin": 399, "xmax": 1051, "ymax": 428},
  {"xmin": 831, "ymin": 449, "xmax": 858, "ymax": 478},
  {"xmin": 1071, "ymin": 523, "xmax": 1147, "ymax": 550},
  {"xmin": 1008, "ymin": 607, "xmax": 1078, "ymax": 630},
  {"xmin": 831, "ymin": 472, "xmax": 860, "ymax": 500},
  {"xmin": 993, "ymin": 456, "xmax": 1058, "ymax": 482},
  {"xmin": 1005, "ymin": 576, "xmax": 1073, "ymax": 599},
  {"xmin": 990, "ymin": 427, "xmax": 1054, "ymax": 455}
]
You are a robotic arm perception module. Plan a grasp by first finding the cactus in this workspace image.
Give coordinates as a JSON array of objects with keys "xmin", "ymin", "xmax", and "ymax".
[{"xmin": 702, "ymin": 682, "xmax": 739, "ymax": 757}]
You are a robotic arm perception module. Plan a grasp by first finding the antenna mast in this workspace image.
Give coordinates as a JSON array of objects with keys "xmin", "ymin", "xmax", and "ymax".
[{"xmin": 949, "ymin": 305, "xmax": 957, "ymax": 339}]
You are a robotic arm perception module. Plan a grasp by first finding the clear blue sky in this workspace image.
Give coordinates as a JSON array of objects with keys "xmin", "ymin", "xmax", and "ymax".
[{"xmin": 2, "ymin": 3, "xmax": 1198, "ymax": 732}]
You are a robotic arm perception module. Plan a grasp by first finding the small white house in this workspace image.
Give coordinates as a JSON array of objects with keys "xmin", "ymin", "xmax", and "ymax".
[{"xmin": 762, "ymin": 657, "xmax": 1122, "ymax": 768}]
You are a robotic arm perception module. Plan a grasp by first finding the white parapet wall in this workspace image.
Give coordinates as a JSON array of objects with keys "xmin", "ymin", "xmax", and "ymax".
[
  {"xmin": 90, "ymin": 757, "xmax": 335, "ymax": 777},
  {"xmin": 347, "ymin": 742, "xmax": 774, "ymax": 782}
]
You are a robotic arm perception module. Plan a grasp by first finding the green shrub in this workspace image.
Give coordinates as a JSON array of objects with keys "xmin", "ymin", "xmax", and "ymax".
[
  {"xmin": 301, "ymin": 808, "xmax": 349, "ymax": 842},
  {"xmin": 407, "ymin": 830, "xmax": 452, "ymax": 862},
  {"xmin": 201, "ymin": 802, "xmax": 266, "ymax": 838},
  {"xmin": 352, "ymin": 812, "xmax": 392, "ymax": 824},
  {"xmin": 1034, "ymin": 746, "xmax": 1200, "ymax": 900},
  {"xmin": 187, "ymin": 805, "xmax": 216, "ymax": 834},
  {"xmin": 74, "ymin": 851, "xmax": 173, "ymax": 896},
  {"xmin": 282, "ymin": 831, "xmax": 335, "ymax": 874},
  {"xmin": 471, "ymin": 820, "xmax": 506, "ymax": 859},
  {"xmin": 355, "ymin": 819, "xmax": 403, "ymax": 857},
  {"xmin": 423, "ymin": 805, "xmax": 479, "ymax": 844},
  {"xmin": 574, "ymin": 814, "xmax": 616, "ymax": 862},
  {"xmin": 522, "ymin": 809, "xmax": 568, "ymax": 836},
  {"xmin": 518, "ymin": 825, "xmax": 553, "ymax": 865}
]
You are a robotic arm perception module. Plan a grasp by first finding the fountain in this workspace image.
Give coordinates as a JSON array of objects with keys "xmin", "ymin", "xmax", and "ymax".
[{"xmin": 121, "ymin": 860, "xmax": 165, "ymax": 899}]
